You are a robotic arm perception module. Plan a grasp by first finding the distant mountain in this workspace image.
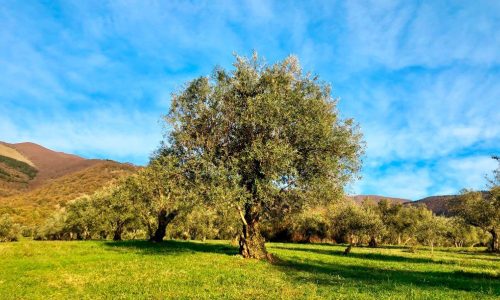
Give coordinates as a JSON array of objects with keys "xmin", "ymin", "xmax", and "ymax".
[
  {"xmin": 406, "ymin": 195, "xmax": 458, "ymax": 215},
  {"xmin": 0, "ymin": 141, "xmax": 138, "ymax": 227},
  {"xmin": 350, "ymin": 194, "xmax": 460, "ymax": 216},
  {"xmin": 1, "ymin": 142, "xmax": 104, "ymax": 190},
  {"xmin": 348, "ymin": 195, "xmax": 411, "ymax": 205},
  {"xmin": 0, "ymin": 144, "xmax": 39, "ymax": 197}
]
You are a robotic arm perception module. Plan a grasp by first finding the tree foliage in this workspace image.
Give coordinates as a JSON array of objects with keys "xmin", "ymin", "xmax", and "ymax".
[
  {"xmin": 0, "ymin": 214, "xmax": 20, "ymax": 242},
  {"xmin": 165, "ymin": 53, "xmax": 363, "ymax": 259},
  {"xmin": 450, "ymin": 188, "xmax": 499, "ymax": 252}
]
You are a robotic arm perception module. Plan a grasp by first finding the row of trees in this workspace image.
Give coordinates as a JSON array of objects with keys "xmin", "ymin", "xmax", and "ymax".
[
  {"xmin": 285, "ymin": 200, "xmax": 490, "ymax": 251},
  {"xmin": 31, "ymin": 191, "xmax": 492, "ymax": 253},
  {"xmin": 5, "ymin": 160, "xmax": 499, "ymax": 253}
]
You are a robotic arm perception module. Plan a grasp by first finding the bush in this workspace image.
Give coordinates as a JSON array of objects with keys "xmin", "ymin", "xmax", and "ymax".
[
  {"xmin": 291, "ymin": 208, "xmax": 330, "ymax": 243},
  {"xmin": 0, "ymin": 214, "xmax": 20, "ymax": 242},
  {"xmin": 34, "ymin": 212, "xmax": 69, "ymax": 240},
  {"xmin": 169, "ymin": 206, "xmax": 240, "ymax": 241}
]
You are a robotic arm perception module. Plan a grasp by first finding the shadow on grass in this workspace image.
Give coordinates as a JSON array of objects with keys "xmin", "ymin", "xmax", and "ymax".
[
  {"xmin": 270, "ymin": 245, "xmax": 455, "ymax": 265},
  {"xmin": 275, "ymin": 256, "xmax": 499, "ymax": 295},
  {"xmin": 104, "ymin": 239, "xmax": 238, "ymax": 256},
  {"xmin": 104, "ymin": 240, "xmax": 499, "ymax": 295},
  {"xmin": 450, "ymin": 251, "xmax": 500, "ymax": 262}
]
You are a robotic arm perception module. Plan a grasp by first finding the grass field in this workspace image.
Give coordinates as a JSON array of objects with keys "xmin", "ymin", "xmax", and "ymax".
[{"xmin": 0, "ymin": 240, "xmax": 498, "ymax": 299}]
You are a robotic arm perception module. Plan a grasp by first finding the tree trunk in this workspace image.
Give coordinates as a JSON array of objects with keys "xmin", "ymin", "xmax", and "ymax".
[
  {"xmin": 402, "ymin": 237, "xmax": 412, "ymax": 246},
  {"xmin": 343, "ymin": 234, "xmax": 354, "ymax": 255},
  {"xmin": 151, "ymin": 209, "xmax": 178, "ymax": 243},
  {"xmin": 239, "ymin": 219, "xmax": 269, "ymax": 260},
  {"xmin": 239, "ymin": 165, "xmax": 270, "ymax": 260},
  {"xmin": 489, "ymin": 229, "xmax": 499, "ymax": 252},
  {"xmin": 113, "ymin": 222, "xmax": 123, "ymax": 241}
]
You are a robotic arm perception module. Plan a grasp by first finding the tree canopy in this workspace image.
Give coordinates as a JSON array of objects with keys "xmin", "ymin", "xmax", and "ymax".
[{"xmin": 164, "ymin": 53, "xmax": 363, "ymax": 259}]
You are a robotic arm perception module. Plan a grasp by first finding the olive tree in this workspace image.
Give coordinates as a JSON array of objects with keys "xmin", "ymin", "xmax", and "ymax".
[
  {"xmin": 0, "ymin": 214, "xmax": 20, "ymax": 242},
  {"xmin": 415, "ymin": 211, "xmax": 447, "ymax": 253},
  {"xmin": 332, "ymin": 203, "xmax": 383, "ymax": 254},
  {"xmin": 128, "ymin": 154, "xmax": 195, "ymax": 242},
  {"xmin": 449, "ymin": 157, "xmax": 500, "ymax": 252},
  {"xmin": 451, "ymin": 189, "xmax": 499, "ymax": 252},
  {"xmin": 165, "ymin": 54, "xmax": 363, "ymax": 259},
  {"xmin": 97, "ymin": 183, "xmax": 141, "ymax": 241}
]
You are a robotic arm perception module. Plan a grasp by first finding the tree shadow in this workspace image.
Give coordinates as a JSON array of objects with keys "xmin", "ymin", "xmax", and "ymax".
[
  {"xmin": 450, "ymin": 251, "xmax": 500, "ymax": 262},
  {"xmin": 103, "ymin": 241, "xmax": 499, "ymax": 295},
  {"xmin": 270, "ymin": 245, "xmax": 455, "ymax": 265},
  {"xmin": 103, "ymin": 239, "xmax": 238, "ymax": 256},
  {"xmin": 275, "ymin": 256, "xmax": 500, "ymax": 295}
]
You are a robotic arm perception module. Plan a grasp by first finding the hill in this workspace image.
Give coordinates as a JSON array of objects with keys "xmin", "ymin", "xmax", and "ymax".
[
  {"xmin": 1, "ymin": 142, "xmax": 104, "ymax": 189},
  {"xmin": 0, "ymin": 141, "xmax": 139, "ymax": 227},
  {"xmin": 0, "ymin": 143, "xmax": 34, "ymax": 166},
  {"xmin": 348, "ymin": 195, "xmax": 411, "ymax": 205},
  {"xmin": 0, "ymin": 161, "xmax": 137, "ymax": 227},
  {"xmin": 349, "ymin": 194, "xmax": 462, "ymax": 216},
  {"xmin": 0, "ymin": 154, "xmax": 38, "ymax": 197},
  {"xmin": 406, "ymin": 195, "xmax": 458, "ymax": 215}
]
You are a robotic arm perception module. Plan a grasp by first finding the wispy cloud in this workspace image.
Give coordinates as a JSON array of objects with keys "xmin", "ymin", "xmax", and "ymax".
[{"xmin": 0, "ymin": 1, "xmax": 498, "ymax": 198}]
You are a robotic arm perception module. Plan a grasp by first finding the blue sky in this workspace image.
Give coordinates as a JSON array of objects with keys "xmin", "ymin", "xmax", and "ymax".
[{"xmin": 1, "ymin": 1, "xmax": 499, "ymax": 199}]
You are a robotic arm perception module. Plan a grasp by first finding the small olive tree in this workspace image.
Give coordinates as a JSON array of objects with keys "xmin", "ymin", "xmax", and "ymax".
[
  {"xmin": 128, "ymin": 154, "xmax": 195, "ymax": 242},
  {"xmin": 332, "ymin": 203, "xmax": 383, "ymax": 254},
  {"xmin": 165, "ymin": 54, "xmax": 363, "ymax": 259},
  {"xmin": 415, "ymin": 211, "xmax": 447, "ymax": 253},
  {"xmin": 0, "ymin": 214, "xmax": 20, "ymax": 242}
]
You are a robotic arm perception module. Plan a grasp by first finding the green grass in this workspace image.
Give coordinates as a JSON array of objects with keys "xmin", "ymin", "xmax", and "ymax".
[{"xmin": 0, "ymin": 240, "xmax": 498, "ymax": 299}]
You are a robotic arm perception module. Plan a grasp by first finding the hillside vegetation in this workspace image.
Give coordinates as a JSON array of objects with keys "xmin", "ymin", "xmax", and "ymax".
[
  {"xmin": 0, "ymin": 161, "xmax": 137, "ymax": 227},
  {"xmin": 0, "ymin": 143, "xmax": 34, "ymax": 166},
  {"xmin": 0, "ymin": 141, "xmax": 138, "ymax": 229},
  {"xmin": 0, "ymin": 240, "xmax": 498, "ymax": 299},
  {"xmin": 3, "ymin": 142, "xmax": 105, "ymax": 188},
  {"xmin": 0, "ymin": 155, "xmax": 39, "ymax": 197}
]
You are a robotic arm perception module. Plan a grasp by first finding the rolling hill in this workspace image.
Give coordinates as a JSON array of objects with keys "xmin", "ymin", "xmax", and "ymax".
[
  {"xmin": 0, "ymin": 161, "xmax": 137, "ymax": 227},
  {"xmin": 349, "ymin": 194, "xmax": 462, "ymax": 216},
  {"xmin": 1, "ymin": 141, "xmax": 105, "ymax": 189},
  {"xmin": 0, "ymin": 141, "xmax": 138, "ymax": 227},
  {"xmin": 348, "ymin": 195, "xmax": 411, "ymax": 205},
  {"xmin": 406, "ymin": 195, "xmax": 458, "ymax": 215}
]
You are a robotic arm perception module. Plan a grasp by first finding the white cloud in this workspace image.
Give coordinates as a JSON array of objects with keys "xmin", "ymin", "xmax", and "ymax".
[
  {"xmin": 355, "ymin": 167, "xmax": 433, "ymax": 200},
  {"xmin": 0, "ymin": 1, "xmax": 498, "ymax": 198},
  {"xmin": 0, "ymin": 106, "xmax": 162, "ymax": 165}
]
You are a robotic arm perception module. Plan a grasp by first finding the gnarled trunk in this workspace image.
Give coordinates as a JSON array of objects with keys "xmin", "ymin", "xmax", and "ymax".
[
  {"xmin": 150, "ymin": 209, "xmax": 178, "ymax": 243},
  {"xmin": 237, "ymin": 203, "xmax": 269, "ymax": 260},
  {"xmin": 238, "ymin": 164, "xmax": 270, "ymax": 260},
  {"xmin": 239, "ymin": 219, "xmax": 268, "ymax": 260},
  {"xmin": 489, "ymin": 229, "xmax": 499, "ymax": 252}
]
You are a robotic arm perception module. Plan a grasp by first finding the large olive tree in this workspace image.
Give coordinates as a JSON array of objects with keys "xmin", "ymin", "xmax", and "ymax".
[{"xmin": 165, "ymin": 54, "xmax": 363, "ymax": 259}]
